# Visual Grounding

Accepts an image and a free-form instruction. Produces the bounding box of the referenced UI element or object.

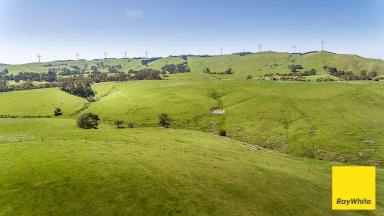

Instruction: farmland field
[1,52,384,215]
[0,118,383,215]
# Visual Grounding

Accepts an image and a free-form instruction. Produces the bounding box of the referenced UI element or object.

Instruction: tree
[91,65,100,73]
[288,64,303,73]
[0,78,8,92]
[246,75,252,80]
[368,71,378,80]
[159,113,172,128]
[224,67,233,74]
[54,108,62,116]
[161,62,190,74]
[135,69,161,80]
[360,70,368,80]
[219,129,227,136]
[0,68,9,75]
[77,113,100,129]
[114,120,125,128]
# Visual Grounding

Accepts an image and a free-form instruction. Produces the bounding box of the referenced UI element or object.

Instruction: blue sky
[0,0,383,64]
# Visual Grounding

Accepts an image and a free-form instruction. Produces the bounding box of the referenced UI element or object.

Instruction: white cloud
[124,9,143,18]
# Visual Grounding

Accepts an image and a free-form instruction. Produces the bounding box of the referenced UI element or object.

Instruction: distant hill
[1,51,384,80]
[0,63,9,67]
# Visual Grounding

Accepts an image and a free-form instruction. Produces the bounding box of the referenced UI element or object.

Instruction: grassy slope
[85,80,384,164]
[2,52,384,79]
[0,88,85,117]
[0,118,382,215]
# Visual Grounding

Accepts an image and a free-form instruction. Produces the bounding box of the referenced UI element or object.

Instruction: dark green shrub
[159,113,172,128]
[127,122,134,128]
[54,108,62,116]
[219,129,227,136]
[114,120,125,128]
[77,113,100,129]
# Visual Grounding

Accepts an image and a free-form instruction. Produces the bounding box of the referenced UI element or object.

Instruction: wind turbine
[76,52,79,61]
[258,45,262,52]
[321,40,325,51]
[220,47,223,55]
[292,45,296,53]
[145,49,148,58]
[104,51,107,59]
[37,53,42,63]
[124,51,127,58]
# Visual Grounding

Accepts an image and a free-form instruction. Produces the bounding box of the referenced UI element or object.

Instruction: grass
[0,88,85,117]
[0,118,382,215]
[82,80,384,165]
[1,52,384,215]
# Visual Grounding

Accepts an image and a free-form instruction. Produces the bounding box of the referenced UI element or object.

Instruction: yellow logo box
[332,166,376,210]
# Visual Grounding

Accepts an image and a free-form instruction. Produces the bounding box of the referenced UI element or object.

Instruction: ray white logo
[332,166,376,210]
[336,198,372,206]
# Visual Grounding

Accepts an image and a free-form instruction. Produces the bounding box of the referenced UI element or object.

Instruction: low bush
[219,129,227,136]
[159,113,172,128]
[54,108,62,116]
[77,113,100,129]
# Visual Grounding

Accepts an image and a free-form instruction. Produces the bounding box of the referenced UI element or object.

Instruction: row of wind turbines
[36,41,325,63]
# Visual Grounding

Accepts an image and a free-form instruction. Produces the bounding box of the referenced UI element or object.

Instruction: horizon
[1,0,383,64]
[1,50,382,66]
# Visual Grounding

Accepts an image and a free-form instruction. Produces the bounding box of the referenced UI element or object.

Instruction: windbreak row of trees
[0,79,57,92]
[324,66,381,81]
[1,70,58,82]
[161,62,190,74]
[264,65,317,77]
[203,67,234,75]
[0,68,162,94]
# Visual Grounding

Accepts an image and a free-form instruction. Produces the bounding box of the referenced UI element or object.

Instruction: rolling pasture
[1,51,384,215]
[87,80,384,165]
[0,118,383,215]
[0,88,85,117]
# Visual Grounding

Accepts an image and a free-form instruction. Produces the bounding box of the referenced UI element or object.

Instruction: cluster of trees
[203,67,234,75]
[315,77,335,82]
[108,65,122,73]
[77,112,173,130]
[89,72,131,83]
[277,76,309,81]
[57,77,95,98]
[0,69,58,92]
[1,71,58,83]
[161,62,190,74]
[235,52,253,56]
[0,81,57,92]
[131,68,162,80]
[57,65,88,76]
[324,66,379,80]
[114,120,134,129]
[264,69,316,77]
[288,64,304,73]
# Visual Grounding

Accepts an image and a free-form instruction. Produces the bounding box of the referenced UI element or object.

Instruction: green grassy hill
[0,118,382,215]
[83,80,384,165]
[1,52,384,215]
[0,88,85,117]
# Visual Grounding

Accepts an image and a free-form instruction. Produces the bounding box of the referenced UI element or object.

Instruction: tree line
[324,66,381,81]
[203,67,234,75]
[0,68,162,94]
